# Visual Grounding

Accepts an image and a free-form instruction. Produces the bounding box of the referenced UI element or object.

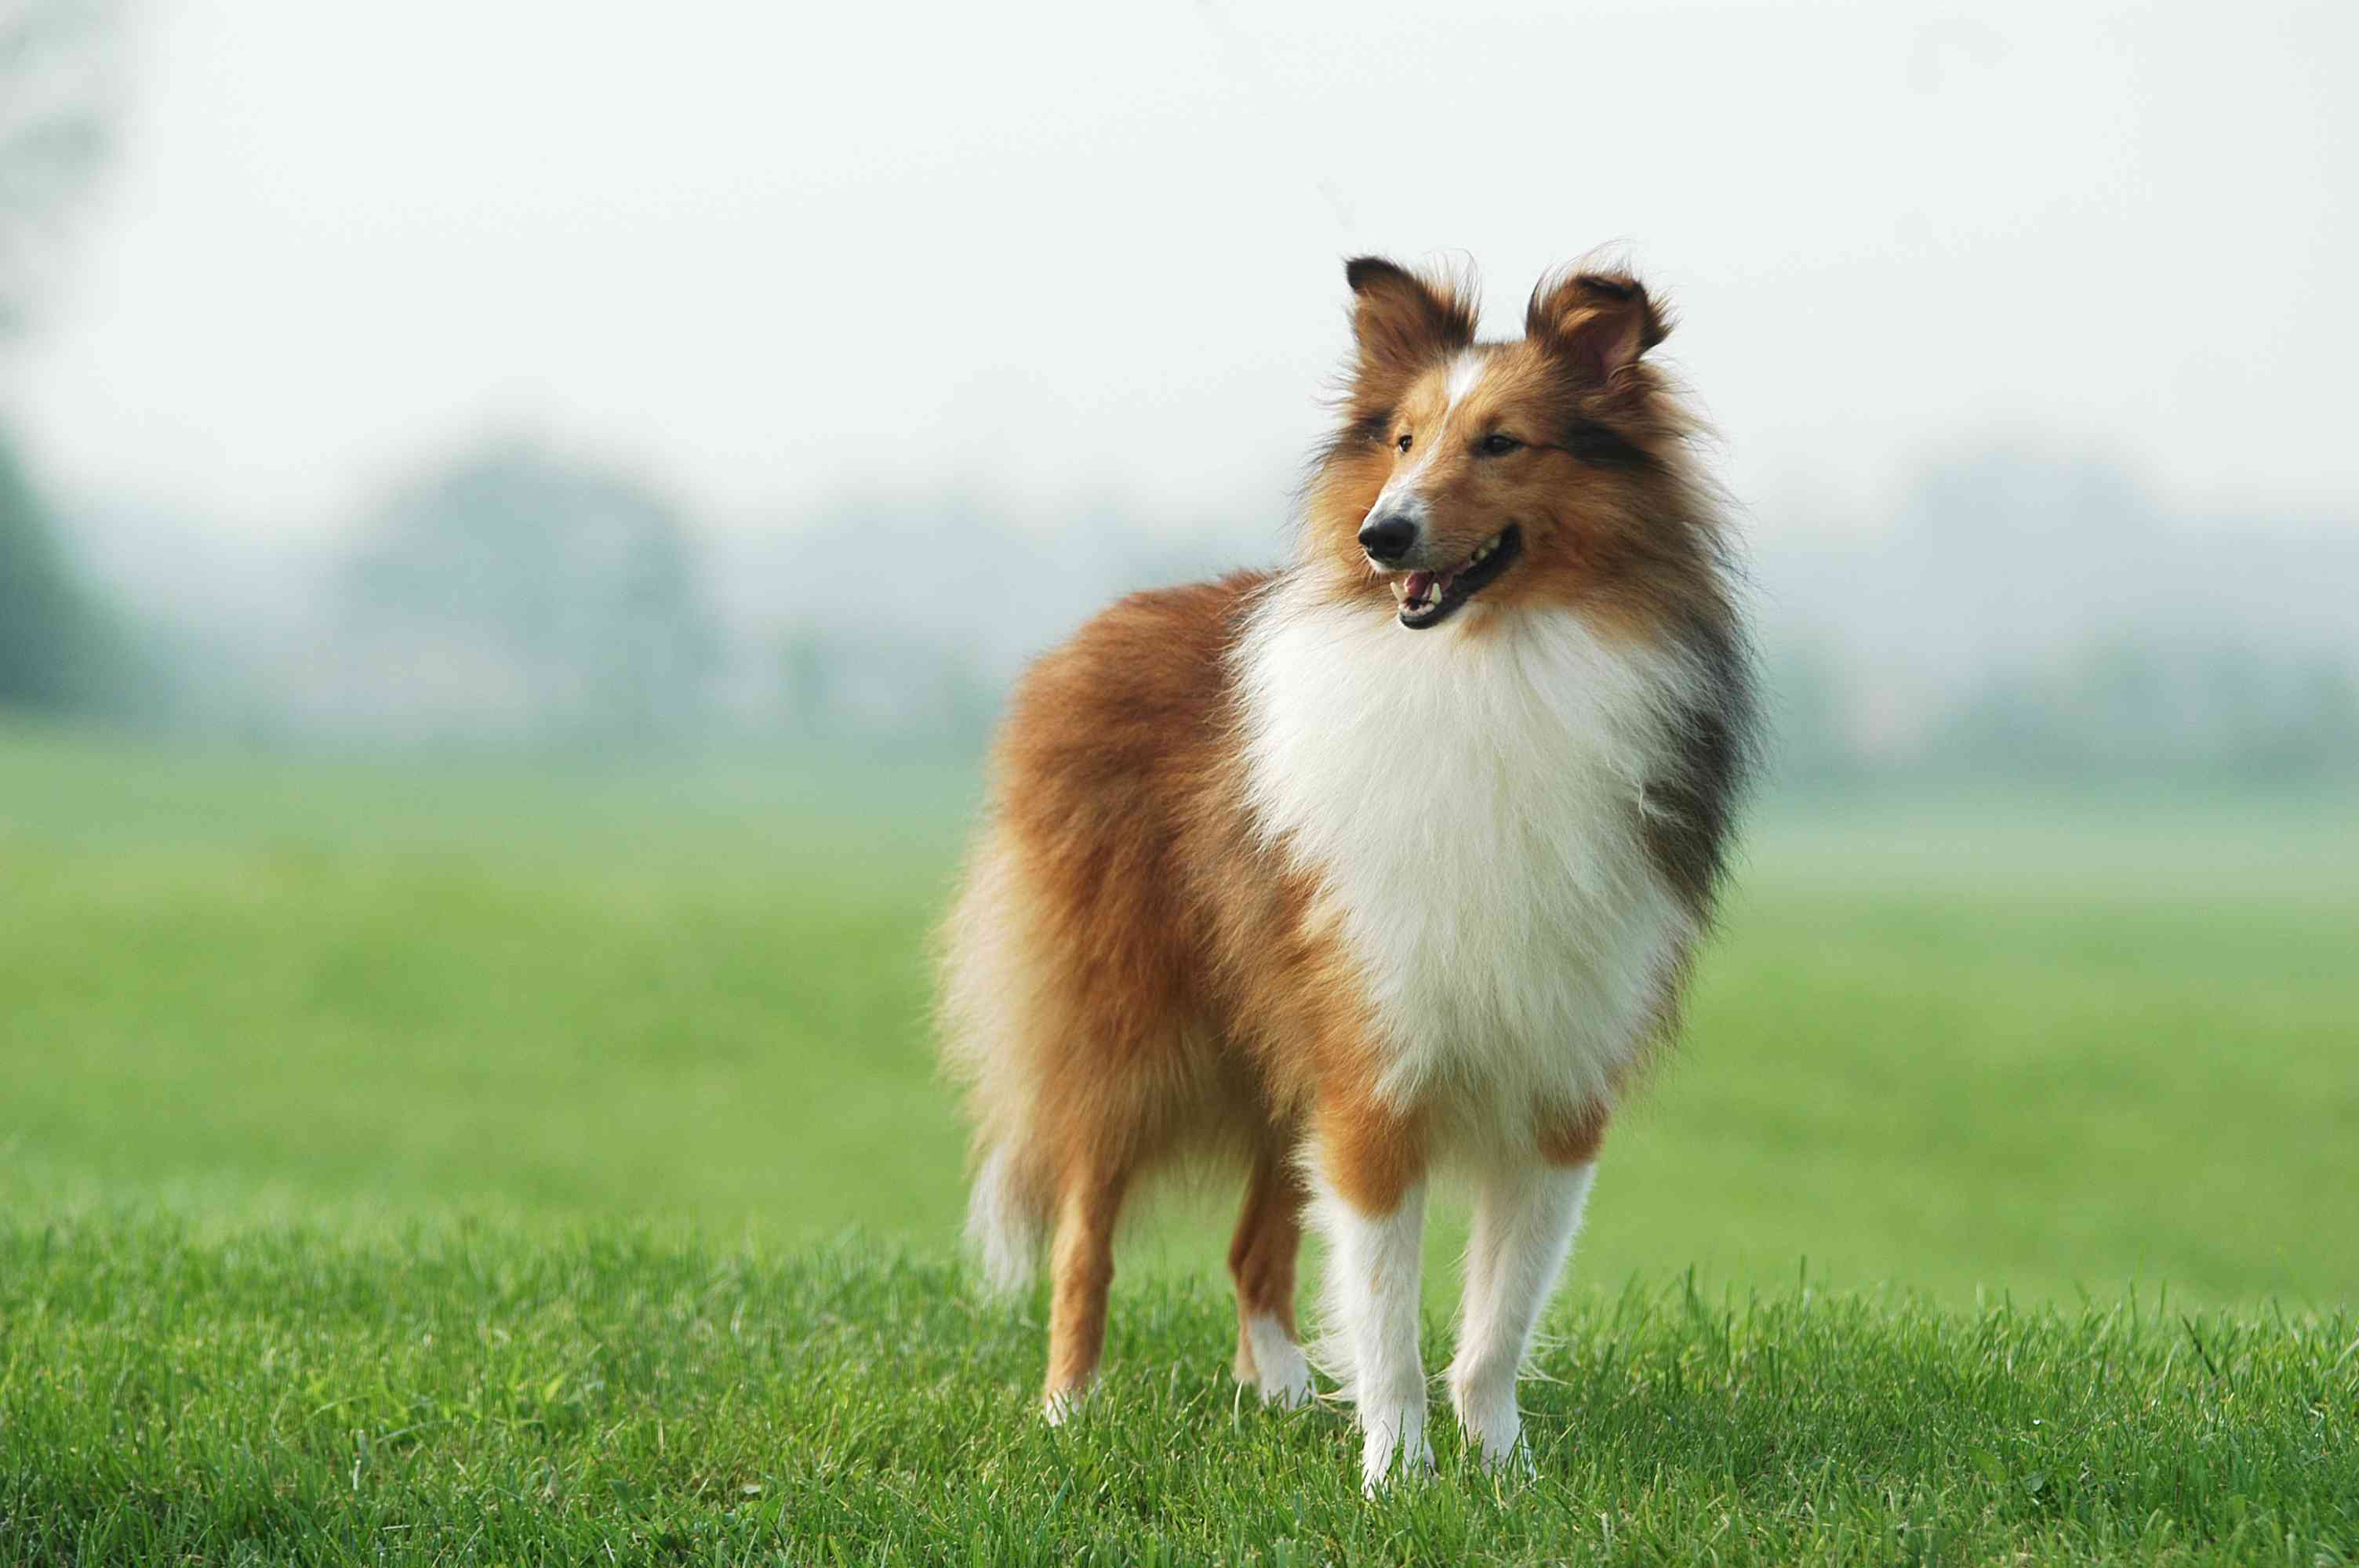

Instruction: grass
[2,1218,2352,1565]
[2,722,2355,1561]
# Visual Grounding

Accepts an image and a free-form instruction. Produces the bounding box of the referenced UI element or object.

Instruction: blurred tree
[0,0,124,716]
[0,434,111,708]
[342,441,720,747]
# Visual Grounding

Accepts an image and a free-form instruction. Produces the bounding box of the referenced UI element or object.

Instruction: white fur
[965,1142,1044,1295]
[1242,571,1692,1486]
[1449,1156,1597,1467]
[1242,1313,1312,1407]
[1442,348,1487,412]
[1238,587,1698,1119]
[1310,1167,1434,1492]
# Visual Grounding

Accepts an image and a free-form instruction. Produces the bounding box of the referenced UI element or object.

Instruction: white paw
[1243,1318,1314,1408]
[1256,1359,1314,1409]
[1358,1399,1435,1494]
[1450,1374,1526,1472]
[1042,1384,1089,1426]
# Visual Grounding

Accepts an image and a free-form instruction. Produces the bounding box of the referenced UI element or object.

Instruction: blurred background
[2,0,2352,1305]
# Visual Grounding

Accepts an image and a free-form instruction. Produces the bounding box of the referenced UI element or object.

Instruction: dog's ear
[1345,256,1476,376]
[1526,270,1668,386]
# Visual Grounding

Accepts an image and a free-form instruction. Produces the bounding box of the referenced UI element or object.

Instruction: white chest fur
[1237,588,1697,1116]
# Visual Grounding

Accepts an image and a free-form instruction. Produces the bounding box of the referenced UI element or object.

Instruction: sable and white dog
[940,255,1758,1490]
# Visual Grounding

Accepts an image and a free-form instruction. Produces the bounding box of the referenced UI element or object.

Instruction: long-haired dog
[940,254,1758,1490]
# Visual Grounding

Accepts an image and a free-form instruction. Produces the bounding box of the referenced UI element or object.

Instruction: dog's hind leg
[1227,1139,1310,1406]
[1041,1150,1130,1422]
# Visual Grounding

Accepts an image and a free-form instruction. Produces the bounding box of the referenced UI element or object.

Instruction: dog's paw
[1252,1340,1314,1410]
[1238,1315,1314,1409]
[1358,1400,1434,1495]
[1450,1375,1527,1473]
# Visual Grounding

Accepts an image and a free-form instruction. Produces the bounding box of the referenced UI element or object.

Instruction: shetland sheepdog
[940,255,1758,1490]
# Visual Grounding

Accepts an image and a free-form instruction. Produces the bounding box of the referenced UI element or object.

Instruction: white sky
[12,0,2357,539]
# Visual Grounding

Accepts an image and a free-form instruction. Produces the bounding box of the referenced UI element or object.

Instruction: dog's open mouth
[1389,525,1521,630]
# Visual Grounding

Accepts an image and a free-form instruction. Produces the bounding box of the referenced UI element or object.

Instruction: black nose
[1358,514,1419,564]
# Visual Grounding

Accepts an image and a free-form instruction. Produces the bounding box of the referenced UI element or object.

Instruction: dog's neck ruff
[1234,579,1698,1116]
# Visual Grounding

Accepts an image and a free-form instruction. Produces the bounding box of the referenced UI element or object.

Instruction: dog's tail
[965,1138,1051,1295]
[940,834,1059,1295]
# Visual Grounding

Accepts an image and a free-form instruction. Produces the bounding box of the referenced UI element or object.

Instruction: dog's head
[1304,256,1707,633]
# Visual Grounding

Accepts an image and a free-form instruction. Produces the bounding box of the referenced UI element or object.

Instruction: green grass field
[2,723,2354,1563]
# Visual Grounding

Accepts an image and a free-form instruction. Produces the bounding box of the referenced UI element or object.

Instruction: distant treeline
[1754,447,2359,786]
[17,437,2359,789]
[1774,637,2359,786]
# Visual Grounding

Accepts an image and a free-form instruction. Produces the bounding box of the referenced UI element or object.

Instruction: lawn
[4,1221,2352,1566]
[2,723,2354,1562]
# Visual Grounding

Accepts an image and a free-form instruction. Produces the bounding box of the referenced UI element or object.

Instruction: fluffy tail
[965,1141,1050,1295]
[940,834,1060,1295]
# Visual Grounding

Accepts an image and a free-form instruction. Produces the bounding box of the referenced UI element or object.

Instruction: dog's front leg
[1448,1105,1607,1470]
[1310,1096,1433,1494]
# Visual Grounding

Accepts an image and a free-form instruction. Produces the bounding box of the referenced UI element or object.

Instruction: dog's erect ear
[1525,270,1668,386]
[1345,256,1477,375]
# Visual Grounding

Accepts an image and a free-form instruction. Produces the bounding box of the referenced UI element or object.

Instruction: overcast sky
[10,0,2355,542]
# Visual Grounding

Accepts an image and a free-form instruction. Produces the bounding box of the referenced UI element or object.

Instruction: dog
[939,254,1758,1490]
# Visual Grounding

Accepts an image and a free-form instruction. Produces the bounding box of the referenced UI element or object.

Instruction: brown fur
[1226,1142,1305,1384]
[938,255,1756,1412]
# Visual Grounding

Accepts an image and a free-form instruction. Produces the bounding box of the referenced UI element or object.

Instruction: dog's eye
[1395,433,1413,453]
[1479,433,1522,456]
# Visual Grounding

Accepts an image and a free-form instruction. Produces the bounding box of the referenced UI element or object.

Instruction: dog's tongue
[1405,570,1441,599]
